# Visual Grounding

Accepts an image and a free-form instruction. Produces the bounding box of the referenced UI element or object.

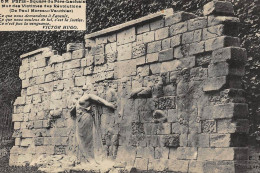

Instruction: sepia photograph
[0,0,260,172]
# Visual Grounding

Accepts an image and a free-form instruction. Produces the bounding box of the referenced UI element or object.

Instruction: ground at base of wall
[0,156,43,173]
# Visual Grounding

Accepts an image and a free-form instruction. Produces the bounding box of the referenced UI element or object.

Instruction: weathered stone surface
[146,53,159,63]
[182,30,202,44]
[208,61,245,77]
[142,31,155,43]
[203,76,226,92]
[132,44,146,58]
[212,47,247,64]
[170,34,181,48]
[105,42,117,54]
[147,41,162,54]
[162,134,180,147]
[117,27,136,45]
[177,147,198,160]
[188,17,207,31]
[169,22,188,36]
[205,36,240,51]
[137,23,150,34]
[158,48,173,62]
[201,103,248,120]
[210,134,231,147]
[208,16,240,26]
[155,27,169,40]
[165,12,196,26]
[114,59,136,78]
[150,18,164,30]
[203,1,234,16]
[90,44,104,55]
[217,119,249,134]
[117,43,132,61]
[168,160,189,172]
[154,96,176,110]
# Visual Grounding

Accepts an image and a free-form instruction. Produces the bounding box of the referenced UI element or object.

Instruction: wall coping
[20,46,52,59]
[84,8,173,39]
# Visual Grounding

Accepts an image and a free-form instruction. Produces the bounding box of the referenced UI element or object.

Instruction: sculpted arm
[79,94,116,110]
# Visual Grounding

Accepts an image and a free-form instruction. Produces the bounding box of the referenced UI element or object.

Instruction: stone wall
[10,1,250,172]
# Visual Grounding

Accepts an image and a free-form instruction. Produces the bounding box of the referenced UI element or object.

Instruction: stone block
[160,59,189,73]
[217,119,249,134]
[34,137,44,146]
[203,24,225,40]
[154,96,176,110]
[137,23,150,34]
[205,36,240,51]
[208,62,245,77]
[34,120,43,129]
[108,33,116,42]
[21,138,33,147]
[203,1,234,16]
[154,147,169,159]
[200,120,217,133]
[14,122,21,130]
[143,31,155,43]
[212,47,247,64]
[165,12,197,26]
[158,48,174,62]
[63,59,80,70]
[105,42,117,54]
[208,16,240,27]
[203,76,226,92]
[177,147,198,160]
[134,158,149,171]
[201,103,248,120]
[167,109,178,122]
[174,45,189,58]
[210,134,232,147]
[12,114,24,122]
[162,134,180,147]
[136,56,146,66]
[85,39,96,48]
[90,44,104,55]
[170,34,181,48]
[117,43,132,61]
[146,53,159,63]
[150,63,161,75]
[182,30,202,44]
[162,38,171,50]
[170,22,188,36]
[106,52,117,63]
[188,133,210,147]
[95,36,107,45]
[72,49,85,59]
[168,160,189,172]
[189,41,205,55]
[150,18,164,30]
[155,27,169,40]
[83,66,93,75]
[27,85,39,95]
[154,123,171,135]
[188,17,207,31]
[133,44,146,58]
[137,65,150,77]
[147,41,162,54]
[114,59,136,79]
[94,54,105,65]
[14,97,26,106]
[117,27,135,45]
[172,122,188,134]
